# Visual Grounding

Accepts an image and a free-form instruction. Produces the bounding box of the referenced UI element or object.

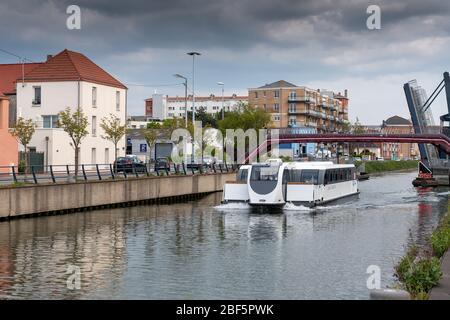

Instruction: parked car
[376,157,385,161]
[155,157,170,171]
[114,156,146,173]
[202,156,216,165]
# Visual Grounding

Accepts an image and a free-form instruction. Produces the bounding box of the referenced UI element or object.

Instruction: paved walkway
[429,250,450,300]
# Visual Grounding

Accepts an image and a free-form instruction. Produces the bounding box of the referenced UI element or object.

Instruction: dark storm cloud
[1,0,450,122]
[2,0,450,52]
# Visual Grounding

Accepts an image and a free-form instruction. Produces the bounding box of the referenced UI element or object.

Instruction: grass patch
[356,160,418,174]
[431,210,450,258]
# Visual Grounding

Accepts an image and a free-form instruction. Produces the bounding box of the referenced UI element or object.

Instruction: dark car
[114,156,147,173]
[155,157,170,171]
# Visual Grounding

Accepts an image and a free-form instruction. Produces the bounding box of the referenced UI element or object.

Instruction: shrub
[396,254,442,298]
[18,160,26,173]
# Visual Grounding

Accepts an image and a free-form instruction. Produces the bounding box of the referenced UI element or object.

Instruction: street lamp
[173,74,188,128]
[187,52,201,164]
[217,82,224,120]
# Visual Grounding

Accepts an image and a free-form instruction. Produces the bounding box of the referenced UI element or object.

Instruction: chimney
[46,54,53,61]
[344,89,348,98]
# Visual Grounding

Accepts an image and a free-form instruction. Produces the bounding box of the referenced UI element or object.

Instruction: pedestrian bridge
[246,133,450,163]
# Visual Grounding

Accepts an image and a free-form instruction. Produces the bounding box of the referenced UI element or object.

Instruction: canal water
[0,171,448,299]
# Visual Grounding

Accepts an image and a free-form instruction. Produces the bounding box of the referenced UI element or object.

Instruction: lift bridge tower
[404,72,450,185]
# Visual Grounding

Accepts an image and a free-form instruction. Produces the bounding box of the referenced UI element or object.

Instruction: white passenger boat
[222,159,359,207]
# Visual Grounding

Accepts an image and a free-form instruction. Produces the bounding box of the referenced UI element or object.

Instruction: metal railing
[0,162,239,186]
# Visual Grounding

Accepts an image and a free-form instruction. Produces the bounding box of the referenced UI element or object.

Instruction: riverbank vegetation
[356,160,418,174]
[395,202,450,299]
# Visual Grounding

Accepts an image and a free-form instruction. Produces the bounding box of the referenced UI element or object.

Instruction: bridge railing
[0,162,239,186]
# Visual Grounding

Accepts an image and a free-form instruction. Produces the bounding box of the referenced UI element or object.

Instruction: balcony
[288,109,321,118]
[288,96,316,104]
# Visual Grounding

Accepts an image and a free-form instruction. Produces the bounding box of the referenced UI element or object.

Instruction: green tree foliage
[218,102,271,133]
[100,114,126,165]
[58,107,89,179]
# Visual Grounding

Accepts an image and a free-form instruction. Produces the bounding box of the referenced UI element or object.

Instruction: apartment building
[248,80,349,132]
[15,49,127,166]
[145,94,248,120]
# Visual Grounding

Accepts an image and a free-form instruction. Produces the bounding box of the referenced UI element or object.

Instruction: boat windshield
[250,164,280,181]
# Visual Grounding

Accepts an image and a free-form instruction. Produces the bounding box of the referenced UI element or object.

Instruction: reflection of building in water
[1,212,128,298]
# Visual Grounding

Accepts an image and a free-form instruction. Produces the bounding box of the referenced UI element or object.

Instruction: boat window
[250,165,280,181]
[236,169,248,181]
[300,170,319,184]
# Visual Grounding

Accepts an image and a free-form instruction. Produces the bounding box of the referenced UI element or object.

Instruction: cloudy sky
[1,0,449,124]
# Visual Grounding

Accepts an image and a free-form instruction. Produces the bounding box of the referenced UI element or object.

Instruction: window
[272,115,280,121]
[273,103,279,111]
[289,117,297,125]
[42,115,58,128]
[116,91,120,111]
[254,91,258,98]
[300,170,319,184]
[92,116,97,136]
[105,148,110,164]
[274,90,280,98]
[250,165,280,181]
[289,91,296,99]
[33,86,41,105]
[289,103,296,113]
[91,148,97,164]
[92,87,97,107]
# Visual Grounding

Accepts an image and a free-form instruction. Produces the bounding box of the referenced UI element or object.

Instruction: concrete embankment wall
[0,173,236,220]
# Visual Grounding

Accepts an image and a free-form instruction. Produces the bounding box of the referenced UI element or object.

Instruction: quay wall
[0,173,236,220]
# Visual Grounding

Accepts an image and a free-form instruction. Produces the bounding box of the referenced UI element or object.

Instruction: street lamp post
[217,82,224,120]
[187,52,201,164]
[173,74,188,128]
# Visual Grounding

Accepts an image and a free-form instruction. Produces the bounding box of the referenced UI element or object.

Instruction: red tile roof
[21,49,127,89]
[0,63,43,95]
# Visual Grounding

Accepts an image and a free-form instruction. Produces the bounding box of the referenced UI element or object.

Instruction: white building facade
[16,49,127,166]
[145,94,248,120]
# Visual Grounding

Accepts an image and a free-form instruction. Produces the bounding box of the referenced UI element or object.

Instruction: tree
[218,102,271,163]
[218,102,270,133]
[58,107,89,180]
[142,122,162,163]
[9,117,35,176]
[100,114,126,167]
